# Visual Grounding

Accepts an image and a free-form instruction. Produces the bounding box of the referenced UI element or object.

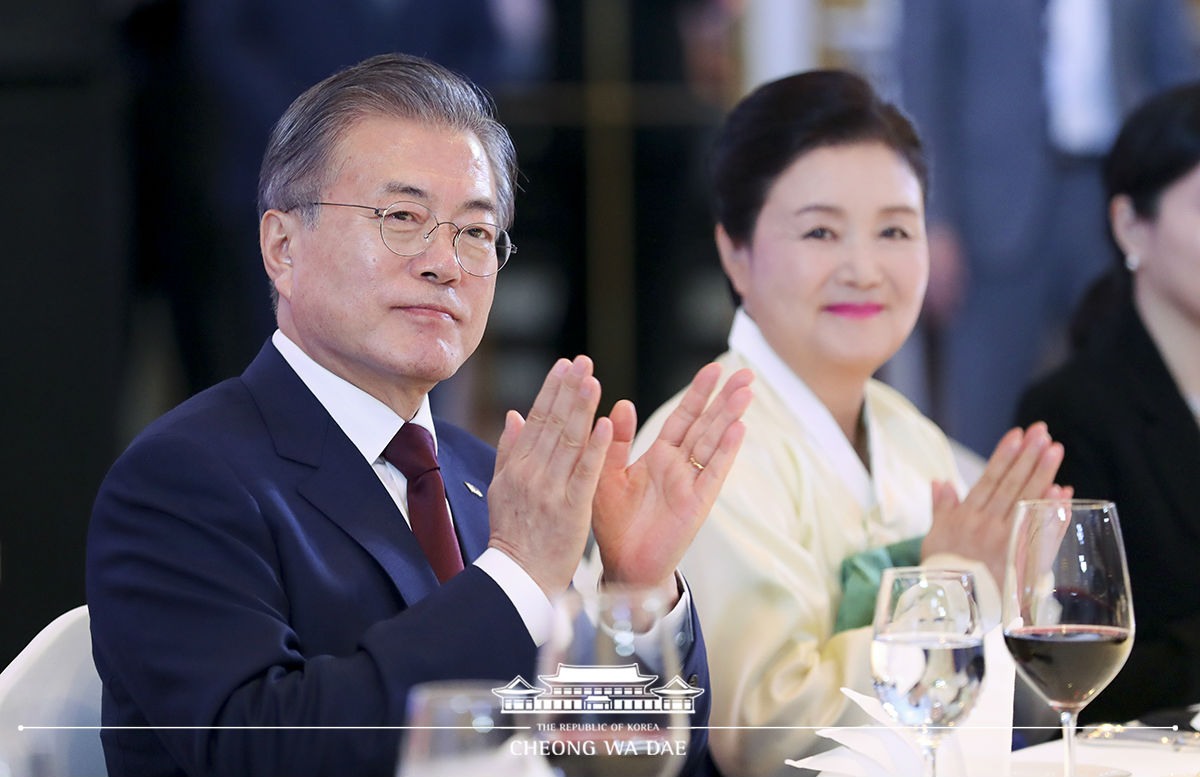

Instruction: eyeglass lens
[380,201,510,275]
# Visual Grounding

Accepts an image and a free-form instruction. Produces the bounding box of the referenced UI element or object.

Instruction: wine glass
[871,567,986,777]
[1002,499,1135,777]
[396,680,528,777]
[527,585,693,777]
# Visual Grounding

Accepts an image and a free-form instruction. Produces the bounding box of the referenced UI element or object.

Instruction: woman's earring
[283,258,293,265]
[1124,253,1140,272]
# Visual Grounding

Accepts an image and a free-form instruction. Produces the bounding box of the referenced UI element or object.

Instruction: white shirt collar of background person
[1043,0,1120,155]
[728,307,875,512]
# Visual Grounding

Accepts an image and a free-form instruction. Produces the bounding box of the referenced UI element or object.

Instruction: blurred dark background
[4,0,1197,670]
[1,0,128,674]
[0,0,744,669]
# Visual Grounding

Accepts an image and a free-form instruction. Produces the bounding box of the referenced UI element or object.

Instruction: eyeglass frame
[300,200,515,278]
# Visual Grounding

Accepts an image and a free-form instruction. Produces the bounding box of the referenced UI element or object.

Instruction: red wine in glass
[1002,500,1134,777]
[1004,625,1131,710]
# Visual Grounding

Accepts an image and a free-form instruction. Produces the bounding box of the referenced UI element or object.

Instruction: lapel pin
[464,481,484,498]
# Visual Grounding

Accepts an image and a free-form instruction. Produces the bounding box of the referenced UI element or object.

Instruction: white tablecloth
[1011,737,1200,777]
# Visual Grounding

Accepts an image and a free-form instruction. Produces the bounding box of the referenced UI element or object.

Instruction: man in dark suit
[87,53,752,777]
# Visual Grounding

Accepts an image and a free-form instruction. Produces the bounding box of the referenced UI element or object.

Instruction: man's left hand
[592,364,753,602]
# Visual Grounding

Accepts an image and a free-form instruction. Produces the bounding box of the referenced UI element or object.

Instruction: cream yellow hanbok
[634,310,974,777]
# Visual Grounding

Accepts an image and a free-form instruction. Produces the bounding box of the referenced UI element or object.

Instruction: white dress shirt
[271,330,554,645]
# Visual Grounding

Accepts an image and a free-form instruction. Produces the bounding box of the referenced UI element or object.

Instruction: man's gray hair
[258,53,517,228]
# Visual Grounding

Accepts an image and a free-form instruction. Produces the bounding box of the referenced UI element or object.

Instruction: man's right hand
[486,356,613,598]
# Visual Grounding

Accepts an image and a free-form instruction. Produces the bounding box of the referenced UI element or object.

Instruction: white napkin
[786,626,1015,776]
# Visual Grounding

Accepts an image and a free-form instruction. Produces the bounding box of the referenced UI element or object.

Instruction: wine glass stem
[920,738,938,777]
[1060,709,1079,777]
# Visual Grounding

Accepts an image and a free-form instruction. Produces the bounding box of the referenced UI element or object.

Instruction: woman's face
[1129,162,1200,326]
[719,141,928,386]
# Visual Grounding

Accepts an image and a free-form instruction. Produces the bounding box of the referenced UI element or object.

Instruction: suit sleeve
[676,588,712,777]
[87,432,535,777]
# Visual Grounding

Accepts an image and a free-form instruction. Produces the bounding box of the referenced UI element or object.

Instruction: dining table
[1008,730,1200,777]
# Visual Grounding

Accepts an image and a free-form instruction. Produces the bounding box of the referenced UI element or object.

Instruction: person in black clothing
[1016,81,1200,724]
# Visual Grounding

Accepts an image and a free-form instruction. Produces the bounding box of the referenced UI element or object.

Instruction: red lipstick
[824,303,884,319]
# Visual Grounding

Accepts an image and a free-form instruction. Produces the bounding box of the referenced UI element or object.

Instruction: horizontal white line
[17,725,533,732]
[18,724,1175,732]
[698,725,1174,731]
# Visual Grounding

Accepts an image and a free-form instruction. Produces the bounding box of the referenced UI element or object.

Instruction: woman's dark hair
[1070,81,1200,347]
[1103,81,1200,218]
[710,69,927,248]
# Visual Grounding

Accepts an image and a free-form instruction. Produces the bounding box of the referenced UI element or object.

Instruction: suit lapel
[437,433,493,562]
[242,342,440,605]
[298,443,441,602]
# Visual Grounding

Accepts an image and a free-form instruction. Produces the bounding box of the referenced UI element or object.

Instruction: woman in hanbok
[633,70,1070,776]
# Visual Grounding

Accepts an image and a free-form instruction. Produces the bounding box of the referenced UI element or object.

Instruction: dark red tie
[383,423,465,583]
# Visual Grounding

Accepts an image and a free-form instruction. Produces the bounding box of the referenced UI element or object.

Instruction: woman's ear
[716,223,751,298]
[1109,194,1144,259]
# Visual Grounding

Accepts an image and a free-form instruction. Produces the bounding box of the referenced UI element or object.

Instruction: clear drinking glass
[396,680,528,777]
[871,567,986,777]
[530,585,693,777]
[1002,499,1134,777]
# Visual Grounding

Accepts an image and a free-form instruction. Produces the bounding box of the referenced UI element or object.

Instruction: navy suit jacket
[87,342,711,776]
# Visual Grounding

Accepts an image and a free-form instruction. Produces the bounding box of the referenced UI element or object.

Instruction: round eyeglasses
[306,200,514,277]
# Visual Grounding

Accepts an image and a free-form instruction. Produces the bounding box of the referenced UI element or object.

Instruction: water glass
[871,567,986,777]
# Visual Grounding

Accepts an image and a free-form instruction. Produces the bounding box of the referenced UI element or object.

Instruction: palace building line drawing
[492,664,704,714]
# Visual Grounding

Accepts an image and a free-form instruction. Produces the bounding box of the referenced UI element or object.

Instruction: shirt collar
[271,330,437,464]
[728,308,874,510]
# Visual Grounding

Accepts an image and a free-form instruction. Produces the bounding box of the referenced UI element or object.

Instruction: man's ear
[261,209,298,301]
[715,223,751,299]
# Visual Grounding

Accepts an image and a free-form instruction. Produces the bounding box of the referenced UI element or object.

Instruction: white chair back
[0,605,106,776]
